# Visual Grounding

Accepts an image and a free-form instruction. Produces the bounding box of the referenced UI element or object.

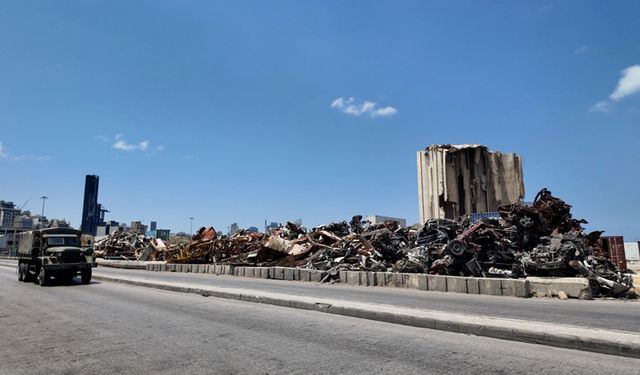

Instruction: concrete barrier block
[310,270,326,283]
[479,278,502,296]
[346,271,360,285]
[374,272,387,286]
[294,269,302,281]
[527,277,591,299]
[198,265,207,273]
[389,273,404,288]
[283,268,293,280]
[360,272,372,286]
[260,267,271,279]
[406,274,420,289]
[417,275,428,290]
[167,264,176,272]
[273,267,285,280]
[145,264,152,271]
[466,277,480,294]
[427,275,447,292]
[447,276,468,294]
[501,279,530,297]
[339,271,347,284]
[299,269,310,281]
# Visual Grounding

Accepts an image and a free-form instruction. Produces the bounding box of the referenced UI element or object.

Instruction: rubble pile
[93,188,633,297]
[93,229,167,261]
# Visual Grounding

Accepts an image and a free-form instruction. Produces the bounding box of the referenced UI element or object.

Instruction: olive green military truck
[17,228,95,286]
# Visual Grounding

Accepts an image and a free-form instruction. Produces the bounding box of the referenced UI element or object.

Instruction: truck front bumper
[42,262,95,271]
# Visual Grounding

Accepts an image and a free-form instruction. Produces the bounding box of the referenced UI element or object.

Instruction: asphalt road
[83,265,640,333]
[1,266,639,374]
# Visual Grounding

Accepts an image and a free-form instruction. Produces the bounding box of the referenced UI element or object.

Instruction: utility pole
[40,196,48,217]
[189,217,194,236]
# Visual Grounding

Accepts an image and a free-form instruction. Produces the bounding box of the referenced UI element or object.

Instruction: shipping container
[600,236,627,271]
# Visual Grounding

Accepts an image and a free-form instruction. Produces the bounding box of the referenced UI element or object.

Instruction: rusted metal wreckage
[93,188,634,297]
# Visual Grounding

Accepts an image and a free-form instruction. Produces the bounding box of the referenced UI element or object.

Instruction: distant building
[228,223,239,236]
[156,229,170,241]
[150,221,157,231]
[247,226,259,233]
[365,215,407,228]
[131,221,148,235]
[13,214,33,229]
[0,201,19,228]
[81,175,100,235]
[265,221,281,234]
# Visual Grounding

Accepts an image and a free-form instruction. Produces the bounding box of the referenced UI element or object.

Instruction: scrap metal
[92,188,635,297]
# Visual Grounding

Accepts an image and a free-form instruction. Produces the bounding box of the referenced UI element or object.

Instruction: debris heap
[93,188,634,297]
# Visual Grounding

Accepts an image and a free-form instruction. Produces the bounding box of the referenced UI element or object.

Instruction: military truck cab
[17,228,95,286]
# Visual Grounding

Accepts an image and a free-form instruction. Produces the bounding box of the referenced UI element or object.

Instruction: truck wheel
[38,267,50,286]
[81,269,92,284]
[23,265,33,282]
[18,264,24,282]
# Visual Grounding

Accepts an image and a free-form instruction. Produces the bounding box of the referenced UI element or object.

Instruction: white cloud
[0,141,51,161]
[93,134,110,142]
[155,145,165,152]
[330,97,398,118]
[113,138,150,151]
[609,65,640,101]
[589,100,612,113]
[371,106,398,117]
[574,46,588,55]
[589,65,640,113]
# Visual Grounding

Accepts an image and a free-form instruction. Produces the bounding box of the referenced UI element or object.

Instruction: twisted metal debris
[93,188,634,297]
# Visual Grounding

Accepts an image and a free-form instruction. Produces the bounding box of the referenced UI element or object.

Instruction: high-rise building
[0,201,19,228]
[81,175,100,235]
[150,221,157,231]
[228,223,239,236]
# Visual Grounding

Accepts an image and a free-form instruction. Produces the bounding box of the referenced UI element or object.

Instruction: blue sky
[1,1,639,239]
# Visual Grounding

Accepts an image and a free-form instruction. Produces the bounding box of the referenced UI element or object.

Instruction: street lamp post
[40,196,48,218]
[189,217,194,236]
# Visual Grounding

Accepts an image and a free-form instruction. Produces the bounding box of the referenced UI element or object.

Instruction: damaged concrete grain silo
[417,144,524,223]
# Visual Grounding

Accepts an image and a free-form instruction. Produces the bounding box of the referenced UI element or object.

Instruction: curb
[92,274,640,359]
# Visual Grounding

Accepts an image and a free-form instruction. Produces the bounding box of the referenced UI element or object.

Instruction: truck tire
[24,265,33,282]
[18,264,24,282]
[38,267,50,286]
[81,269,92,284]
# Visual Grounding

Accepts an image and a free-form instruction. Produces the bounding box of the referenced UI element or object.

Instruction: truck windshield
[46,237,80,247]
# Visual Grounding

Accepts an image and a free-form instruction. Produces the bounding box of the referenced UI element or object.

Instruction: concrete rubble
[93,188,635,298]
